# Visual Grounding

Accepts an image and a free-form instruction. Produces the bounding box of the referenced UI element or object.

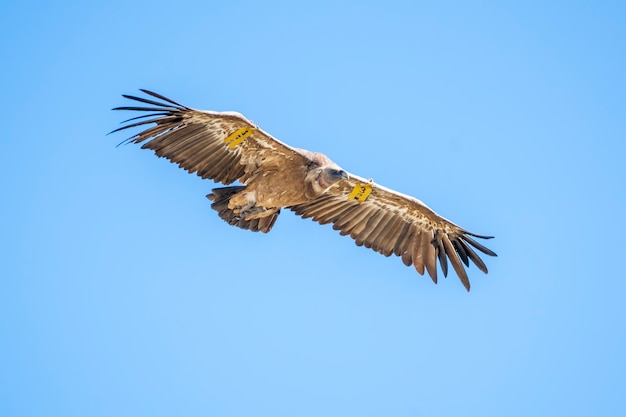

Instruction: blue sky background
[2,1,625,416]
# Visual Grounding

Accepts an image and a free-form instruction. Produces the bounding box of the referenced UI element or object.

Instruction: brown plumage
[112,90,497,291]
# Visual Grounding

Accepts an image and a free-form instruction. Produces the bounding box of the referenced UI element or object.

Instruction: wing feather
[393,222,412,257]
[423,232,438,282]
[149,124,205,154]
[355,209,386,247]
[435,234,448,277]
[374,214,404,257]
[452,239,470,267]
[442,234,470,291]
[292,195,333,219]
[462,235,498,256]
[311,199,350,224]
[368,212,397,253]
[350,207,382,241]
[138,89,189,107]
[122,92,186,109]
[317,203,354,225]
[379,215,403,251]
[154,123,201,145]
[412,230,427,275]
[332,205,372,235]
[458,239,489,274]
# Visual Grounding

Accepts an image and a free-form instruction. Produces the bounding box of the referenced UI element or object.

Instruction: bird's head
[305,165,349,197]
[302,151,349,197]
[318,167,349,188]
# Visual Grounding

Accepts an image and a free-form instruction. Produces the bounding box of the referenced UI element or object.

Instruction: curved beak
[336,169,349,180]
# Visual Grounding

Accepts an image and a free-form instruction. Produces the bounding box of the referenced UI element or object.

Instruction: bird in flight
[112,90,497,291]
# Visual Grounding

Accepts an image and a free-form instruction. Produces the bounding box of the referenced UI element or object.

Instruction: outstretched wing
[111,89,308,185]
[290,174,497,291]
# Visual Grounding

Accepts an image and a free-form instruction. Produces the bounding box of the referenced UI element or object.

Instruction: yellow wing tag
[348,183,373,204]
[224,127,255,148]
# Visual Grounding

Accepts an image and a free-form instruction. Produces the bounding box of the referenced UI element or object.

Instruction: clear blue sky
[2,1,625,416]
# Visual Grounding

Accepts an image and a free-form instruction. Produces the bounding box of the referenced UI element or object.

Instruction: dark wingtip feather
[436,242,448,277]
[452,239,470,266]
[118,112,171,124]
[120,94,180,109]
[458,239,489,274]
[463,230,495,239]
[463,235,498,257]
[442,235,470,291]
[139,89,188,108]
[108,118,160,135]
[112,106,171,112]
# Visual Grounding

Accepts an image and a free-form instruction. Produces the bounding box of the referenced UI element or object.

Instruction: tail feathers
[207,186,280,233]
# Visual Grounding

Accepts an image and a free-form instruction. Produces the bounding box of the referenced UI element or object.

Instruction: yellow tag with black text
[224,127,254,148]
[348,183,372,204]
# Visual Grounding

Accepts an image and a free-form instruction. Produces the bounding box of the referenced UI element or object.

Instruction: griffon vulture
[111,90,496,291]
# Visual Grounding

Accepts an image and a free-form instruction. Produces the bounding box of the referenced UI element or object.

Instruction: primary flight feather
[112,90,497,291]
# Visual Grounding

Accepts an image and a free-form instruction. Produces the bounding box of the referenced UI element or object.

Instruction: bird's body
[112,90,497,291]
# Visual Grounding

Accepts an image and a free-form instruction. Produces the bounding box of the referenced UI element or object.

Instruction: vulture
[111,90,496,291]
